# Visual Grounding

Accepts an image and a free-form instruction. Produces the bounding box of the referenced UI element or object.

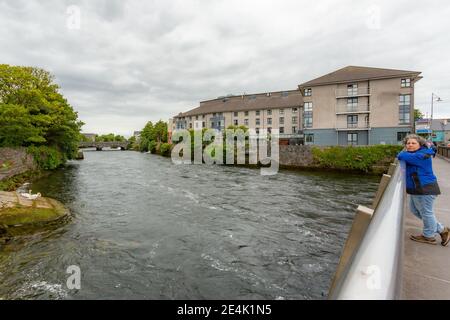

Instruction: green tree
[152,120,168,144]
[0,64,83,160]
[414,108,425,121]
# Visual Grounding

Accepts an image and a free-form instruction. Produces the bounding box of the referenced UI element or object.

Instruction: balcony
[335,123,371,131]
[336,103,371,114]
[336,87,371,98]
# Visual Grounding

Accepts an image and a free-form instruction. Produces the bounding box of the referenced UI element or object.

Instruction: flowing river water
[0,151,380,299]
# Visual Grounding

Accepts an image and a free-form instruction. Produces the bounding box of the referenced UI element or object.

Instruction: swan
[20,190,42,200]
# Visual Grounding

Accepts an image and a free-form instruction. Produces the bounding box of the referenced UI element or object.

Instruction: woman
[397,134,449,246]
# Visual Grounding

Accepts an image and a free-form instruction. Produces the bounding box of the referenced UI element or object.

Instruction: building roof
[174,90,303,118]
[299,66,422,88]
[417,119,450,131]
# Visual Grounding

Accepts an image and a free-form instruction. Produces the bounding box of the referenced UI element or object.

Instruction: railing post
[328,205,374,297]
[371,174,391,211]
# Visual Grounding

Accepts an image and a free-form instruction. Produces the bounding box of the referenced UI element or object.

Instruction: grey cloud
[1,0,449,136]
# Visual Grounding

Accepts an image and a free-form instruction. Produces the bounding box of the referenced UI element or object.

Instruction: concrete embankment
[279,145,402,174]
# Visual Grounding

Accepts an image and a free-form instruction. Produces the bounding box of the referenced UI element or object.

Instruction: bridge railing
[437,146,450,158]
[328,160,406,299]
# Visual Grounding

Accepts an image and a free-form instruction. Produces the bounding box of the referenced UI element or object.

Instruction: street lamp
[429,93,442,140]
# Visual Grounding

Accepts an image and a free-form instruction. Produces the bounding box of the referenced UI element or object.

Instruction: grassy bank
[311,145,402,173]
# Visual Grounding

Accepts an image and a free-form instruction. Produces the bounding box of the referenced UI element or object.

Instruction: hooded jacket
[397,146,441,195]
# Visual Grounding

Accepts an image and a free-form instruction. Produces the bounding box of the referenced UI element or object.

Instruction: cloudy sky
[1,0,449,136]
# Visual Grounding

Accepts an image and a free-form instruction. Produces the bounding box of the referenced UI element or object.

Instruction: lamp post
[430,93,442,140]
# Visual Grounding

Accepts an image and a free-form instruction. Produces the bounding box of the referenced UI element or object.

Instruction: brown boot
[410,234,437,245]
[440,227,450,246]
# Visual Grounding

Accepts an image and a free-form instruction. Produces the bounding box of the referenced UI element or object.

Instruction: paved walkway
[401,156,450,299]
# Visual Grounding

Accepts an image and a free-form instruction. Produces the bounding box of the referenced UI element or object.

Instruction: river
[0,151,379,299]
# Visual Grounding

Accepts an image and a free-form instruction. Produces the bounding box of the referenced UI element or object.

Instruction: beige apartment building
[170,66,422,145]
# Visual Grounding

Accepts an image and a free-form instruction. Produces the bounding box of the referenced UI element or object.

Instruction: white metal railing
[336,87,371,98]
[329,162,405,299]
[336,104,371,114]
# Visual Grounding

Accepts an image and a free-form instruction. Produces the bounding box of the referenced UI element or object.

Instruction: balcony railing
[336,123,371,130]
[336,104,371,114]
[336,87,371,98]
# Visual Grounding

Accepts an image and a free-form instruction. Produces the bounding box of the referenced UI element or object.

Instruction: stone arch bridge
[78,141,130,151]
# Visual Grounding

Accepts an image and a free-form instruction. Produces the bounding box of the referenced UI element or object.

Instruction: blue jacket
[397,147,440,195]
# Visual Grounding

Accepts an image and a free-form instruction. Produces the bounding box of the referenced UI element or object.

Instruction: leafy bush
[311,145,403,172]
[160,143,172,157]
[27,145,65,170]
[148,140,157,154]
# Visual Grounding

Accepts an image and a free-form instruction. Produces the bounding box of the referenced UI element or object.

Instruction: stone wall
[0,148,37,181]
[279,145,316,168]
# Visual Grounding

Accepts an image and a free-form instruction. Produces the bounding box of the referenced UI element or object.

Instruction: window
[189,123,192,129]
[213,113,217,117]
[347,115,358,128]
[305,134,314,143]
[347,133,358,145]
[189,116,192,120]
[279,127,284,134]
[304,102,313,128]
[292,116,298,124]
[244,111,249,116]
[401,78,411,88]
[279,109,284,115]
[399,94,411,124]
[279,117,284,124]
[267,118,272,125]
[250,95,256,100]
[397,132,409,142]
[256,110,260,116]
[211,122,215,127]
[347,84,358,96]
[256,128,260,134]
[218,112,223,116]
[267,127,272,133]
[234,119,238,125]
[196,115,198,120]
[202,122,205,128]
[267,110,272,116]
[292,126,297,134]
[292,108,298,112]
[244,119,249,126]
[256,118,260,125]
[304,88,312,96]
[234,112,238,117]
[281,91,289,97]
[347,97,358,110]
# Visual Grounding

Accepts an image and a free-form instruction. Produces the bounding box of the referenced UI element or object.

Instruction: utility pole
[430,93,442,140]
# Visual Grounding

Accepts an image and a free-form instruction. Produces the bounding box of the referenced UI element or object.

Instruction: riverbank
[0,191,68,231]
[141,144,402,175]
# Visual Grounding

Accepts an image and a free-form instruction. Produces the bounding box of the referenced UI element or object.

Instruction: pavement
[401,156,450,299]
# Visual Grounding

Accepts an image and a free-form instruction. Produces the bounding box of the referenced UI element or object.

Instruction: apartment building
[171,90,303,142]
[170,66,422,146]
[299,66,422,145]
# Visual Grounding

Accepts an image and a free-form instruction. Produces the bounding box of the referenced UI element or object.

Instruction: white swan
[20,189,42,200]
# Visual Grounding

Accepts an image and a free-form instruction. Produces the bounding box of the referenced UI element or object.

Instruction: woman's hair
[403,134,426,146]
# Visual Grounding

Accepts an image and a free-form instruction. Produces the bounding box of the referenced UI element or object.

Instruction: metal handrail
[329,162,405,299]
[437,146,450,158]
